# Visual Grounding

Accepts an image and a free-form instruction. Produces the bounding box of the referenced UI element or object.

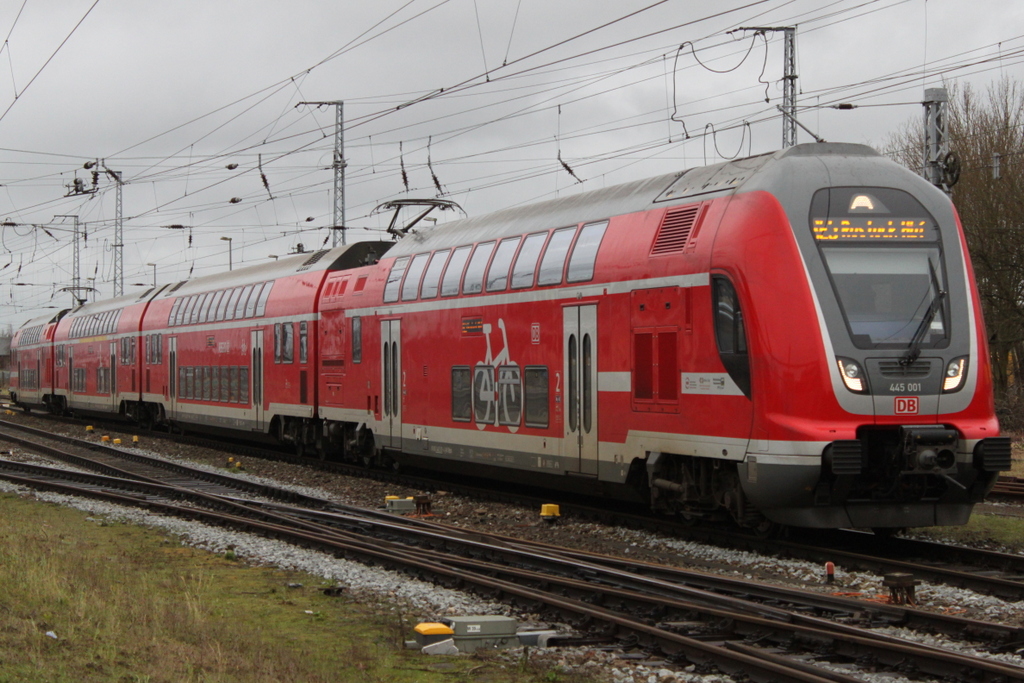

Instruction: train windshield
[810,187,948,350]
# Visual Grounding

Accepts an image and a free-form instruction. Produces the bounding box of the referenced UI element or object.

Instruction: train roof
[63,287,165,319]
[153,240,393,301]
[16,309,67,330]
[387,142,880,258]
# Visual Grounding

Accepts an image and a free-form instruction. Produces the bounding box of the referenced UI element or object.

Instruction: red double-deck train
[10,143,1011,531]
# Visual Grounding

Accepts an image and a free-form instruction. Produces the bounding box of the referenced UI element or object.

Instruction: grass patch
[0,493,592,682]
[911,512,1024,551]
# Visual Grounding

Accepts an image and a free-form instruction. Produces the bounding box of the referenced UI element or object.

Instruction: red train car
[132,241,388,443]
[314,142,1009,531]
[9,311,66,411]
[49,289,157,419]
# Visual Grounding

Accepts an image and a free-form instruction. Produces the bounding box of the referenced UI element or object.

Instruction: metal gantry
[298,100,347,246]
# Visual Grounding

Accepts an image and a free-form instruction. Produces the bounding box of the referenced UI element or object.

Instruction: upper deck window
[462,241,496,295]
[486,237,521,292]
[255,281,273,316]
[383,257,409,303]
[401,254,430,301]
[224,287,243,321]
[566,221,608,283]
[441,245,472,297]
[537,227,576,286]
[511,232,547,289]
[234,284,255,319]
[244,283,262,317]
[420,250,451,299]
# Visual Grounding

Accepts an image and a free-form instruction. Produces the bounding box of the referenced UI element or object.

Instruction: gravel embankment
[2,413,1023,682]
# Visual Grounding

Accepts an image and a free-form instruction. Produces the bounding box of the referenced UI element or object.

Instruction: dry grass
[0,493,592,683]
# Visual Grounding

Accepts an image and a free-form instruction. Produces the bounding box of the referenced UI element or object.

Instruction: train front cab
[729,145,1010,530]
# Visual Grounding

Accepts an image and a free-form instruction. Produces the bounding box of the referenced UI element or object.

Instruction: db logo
[894,396,919,415]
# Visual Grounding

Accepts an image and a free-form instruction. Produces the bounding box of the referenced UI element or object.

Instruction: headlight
[836,357,868,393]
[943,356,968,393]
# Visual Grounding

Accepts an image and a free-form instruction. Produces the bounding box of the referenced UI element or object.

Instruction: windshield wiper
[901,259,945,366]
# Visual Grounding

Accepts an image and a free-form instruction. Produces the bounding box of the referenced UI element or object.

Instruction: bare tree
[886,79,1024,422]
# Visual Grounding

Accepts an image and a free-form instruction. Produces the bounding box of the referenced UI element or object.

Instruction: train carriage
[315,142,1010,531]
[136,241,390,442]
[51,290,156,418]
[10,311,66,411]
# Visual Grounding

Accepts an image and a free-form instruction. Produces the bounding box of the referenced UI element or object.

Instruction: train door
[250,330,264,431]
[380,319,402,450]
[563,305,598,475]
[168,337,178,421]
[67,347,74,406]
[109,342,118,412]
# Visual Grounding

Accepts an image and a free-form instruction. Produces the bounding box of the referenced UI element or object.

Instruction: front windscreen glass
[811,188,947,349]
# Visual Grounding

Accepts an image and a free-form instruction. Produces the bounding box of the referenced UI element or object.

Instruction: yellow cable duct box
[413,622,454,647]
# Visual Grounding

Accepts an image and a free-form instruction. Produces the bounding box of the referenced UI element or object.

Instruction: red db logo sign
[894,396,919,415]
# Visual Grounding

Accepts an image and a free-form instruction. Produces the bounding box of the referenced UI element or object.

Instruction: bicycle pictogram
[473,319,522,432]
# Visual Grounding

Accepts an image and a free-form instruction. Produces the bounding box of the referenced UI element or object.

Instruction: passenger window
[440,246,472,297]
[566,220,608,283]
[215,289,231,321]
[419,250,449,299]
[189,294,206,324]
[509,233,544,290]
[537,227,577,286]
[274,323,282,363]
[524,366,549,428]
[401,254,430,301]
[245,283,262,317]
[224,287,243,321]
[256,282,273,316]
[282,323,294,363]
[240,368,249,404]
[211,366,221,402]
[299,321,308,364]
[383,257,409,303]
[486,237,521,292]
[462,242,495,295]
[207,291,225,322]
[181,296,197,325]
[451,366,471,421]
[199,293,215,323]
[234,284,255,319]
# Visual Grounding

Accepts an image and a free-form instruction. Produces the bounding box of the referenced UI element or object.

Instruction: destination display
[810,189,940,241]
[811,217,934,241]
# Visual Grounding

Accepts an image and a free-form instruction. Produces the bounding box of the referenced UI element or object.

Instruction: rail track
[0,419,1023,681]
[5,413,1024,602]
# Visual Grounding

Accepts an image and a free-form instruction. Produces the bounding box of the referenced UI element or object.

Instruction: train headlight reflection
[943,356,968,393]
[837,357,868,393]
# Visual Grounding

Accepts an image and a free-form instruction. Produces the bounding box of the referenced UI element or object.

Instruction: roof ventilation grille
[297,250,329,271]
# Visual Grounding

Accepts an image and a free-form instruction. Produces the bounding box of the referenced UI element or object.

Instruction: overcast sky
[1,0,1021,329]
